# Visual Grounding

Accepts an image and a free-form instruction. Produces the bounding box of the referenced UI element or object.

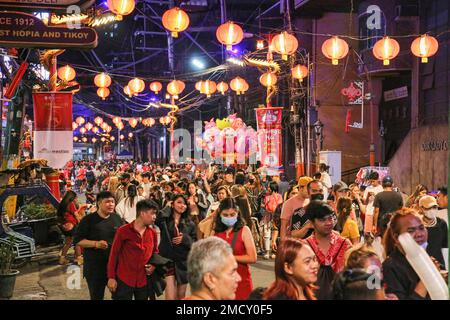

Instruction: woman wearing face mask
[156,194,197,300]
[197,187,231,239]
[214,198,257,300]
[418,196,448,268]
[382,208,444,300]
[262,238,319,300]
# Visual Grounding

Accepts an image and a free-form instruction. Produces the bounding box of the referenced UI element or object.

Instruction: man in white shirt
[363,172,384,216]
[141,172,152,199]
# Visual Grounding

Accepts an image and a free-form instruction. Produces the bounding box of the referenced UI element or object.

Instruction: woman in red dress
[213,198,257,300]
[56,190,87,265]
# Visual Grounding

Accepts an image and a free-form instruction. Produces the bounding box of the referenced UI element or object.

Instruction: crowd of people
[54,159,449,300]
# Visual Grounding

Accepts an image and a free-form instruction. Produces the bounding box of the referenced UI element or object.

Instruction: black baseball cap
[382,176,393,186]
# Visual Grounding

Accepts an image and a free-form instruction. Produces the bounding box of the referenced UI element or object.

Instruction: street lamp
[313,120,324,167]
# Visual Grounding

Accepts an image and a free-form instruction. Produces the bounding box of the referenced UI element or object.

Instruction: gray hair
[187,237,233,292]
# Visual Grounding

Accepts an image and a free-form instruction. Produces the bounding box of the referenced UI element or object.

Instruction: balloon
[204,118,216,130]
[398,233,449,300]
[246,127,257,140]
[216,118,231,130]
[231,117,245,130]
[204,126,220,142]
[219,127,236,155]
[235,135,246,154]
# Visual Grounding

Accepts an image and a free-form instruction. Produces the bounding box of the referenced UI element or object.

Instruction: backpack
[307,238,345,300]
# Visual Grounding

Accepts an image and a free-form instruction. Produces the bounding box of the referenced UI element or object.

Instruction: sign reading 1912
[0,11,98,49]
[0,0,94,12]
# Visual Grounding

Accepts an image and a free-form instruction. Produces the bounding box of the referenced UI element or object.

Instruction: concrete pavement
[12,249,275,300]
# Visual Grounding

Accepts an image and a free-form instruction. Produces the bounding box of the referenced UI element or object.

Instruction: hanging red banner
[33,92,73,168]
[255,107,283,175]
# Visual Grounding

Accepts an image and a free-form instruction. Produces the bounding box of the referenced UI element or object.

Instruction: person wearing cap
[115,173,132,204]
[372,176,403,236]
[305,200,352,300]
[418,195,448,268]
[329,181,350,211]
[280,176,313,241]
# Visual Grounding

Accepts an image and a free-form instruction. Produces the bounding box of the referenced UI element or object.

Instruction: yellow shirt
[341,218,360,241]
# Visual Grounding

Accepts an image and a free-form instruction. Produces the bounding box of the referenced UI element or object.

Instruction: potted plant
[0,238,19,299]
[22,203,57,245]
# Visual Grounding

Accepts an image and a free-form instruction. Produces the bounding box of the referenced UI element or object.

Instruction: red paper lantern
[411,34,439,63]
[216,21,244,50]
[162,7,190,38]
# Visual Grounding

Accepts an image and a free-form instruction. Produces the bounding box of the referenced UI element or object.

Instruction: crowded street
[0,0,449,309]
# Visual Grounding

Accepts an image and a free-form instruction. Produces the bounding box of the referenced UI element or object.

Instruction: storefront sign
[255,107,283,174]
[384,86,408,102]
[0,11,98,49]
[421,139,448,152]
[33,92,73,168]
[0,0,94,12]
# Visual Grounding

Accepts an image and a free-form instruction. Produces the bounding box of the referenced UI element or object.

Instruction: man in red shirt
[107,199,159,300]
[305,200,352,300]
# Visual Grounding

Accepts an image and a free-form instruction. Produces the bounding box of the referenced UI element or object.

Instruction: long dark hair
[213,198,245,233]
[171,194,190,220]
[57,190,77,219]
[263,238,316,300]
[126,184,137,208]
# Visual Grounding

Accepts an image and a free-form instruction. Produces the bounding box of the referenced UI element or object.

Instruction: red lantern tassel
[5,62,28,99]
[345,110,351,133]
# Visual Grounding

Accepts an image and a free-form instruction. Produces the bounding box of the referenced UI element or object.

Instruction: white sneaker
[263,254,270,260]
[271,254,276,259]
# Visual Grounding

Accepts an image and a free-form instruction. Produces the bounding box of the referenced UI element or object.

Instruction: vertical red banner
[255,107,283,175]
[33,92,73,168]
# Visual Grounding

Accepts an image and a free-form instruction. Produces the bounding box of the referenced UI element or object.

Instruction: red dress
[215,228,253,300]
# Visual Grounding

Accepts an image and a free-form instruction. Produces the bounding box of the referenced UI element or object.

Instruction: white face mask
[424,209,438,219]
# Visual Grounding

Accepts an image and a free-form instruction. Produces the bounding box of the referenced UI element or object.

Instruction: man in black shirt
[290,180,325,239]
[74,191,123,300]
[418,195,448,268]
[373,176,403,236]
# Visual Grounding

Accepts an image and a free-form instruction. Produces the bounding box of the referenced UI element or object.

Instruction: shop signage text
[384,86,408,102]
[0,11,97,49]
[0,0,94,12]
[421,139,448,152]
